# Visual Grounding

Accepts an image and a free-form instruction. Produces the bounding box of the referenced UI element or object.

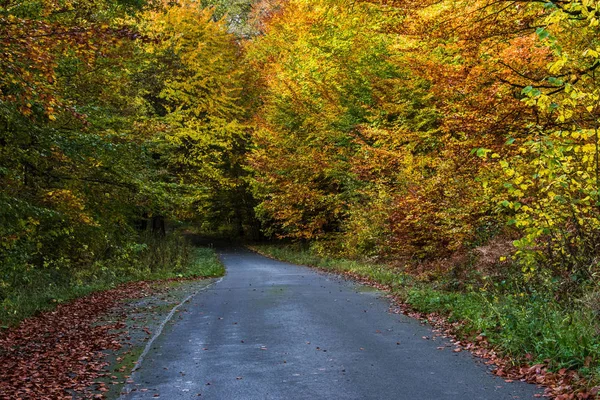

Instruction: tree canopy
[5,0,600,394]
[0,0,253,317]
[3,0,600,345]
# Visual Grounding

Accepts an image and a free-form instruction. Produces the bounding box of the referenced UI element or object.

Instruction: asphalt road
[121,248,542,400]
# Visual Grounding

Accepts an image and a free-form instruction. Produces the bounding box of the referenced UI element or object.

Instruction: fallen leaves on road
[0,282,157,399]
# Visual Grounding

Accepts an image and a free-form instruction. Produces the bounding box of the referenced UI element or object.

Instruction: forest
[2,0,600,395]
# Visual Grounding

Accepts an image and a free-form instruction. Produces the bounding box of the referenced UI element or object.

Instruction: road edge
[119,276,224,397]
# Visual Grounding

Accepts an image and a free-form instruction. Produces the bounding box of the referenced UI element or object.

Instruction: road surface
[121,248,542,399]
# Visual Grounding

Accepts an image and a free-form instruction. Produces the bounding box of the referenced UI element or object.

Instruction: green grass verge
[252,243,600,381]
[0,242,224,327]
[177,247,225,279]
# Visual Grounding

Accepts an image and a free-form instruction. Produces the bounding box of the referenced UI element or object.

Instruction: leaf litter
[0,278,212,399]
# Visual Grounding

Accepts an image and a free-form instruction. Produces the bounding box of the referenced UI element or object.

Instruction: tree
[245,0,397,244]
[140,0,257,237]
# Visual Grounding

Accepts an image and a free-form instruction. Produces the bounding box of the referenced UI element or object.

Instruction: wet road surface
[121,248,542,400]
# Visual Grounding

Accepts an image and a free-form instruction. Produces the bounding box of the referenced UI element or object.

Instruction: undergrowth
[253,243,600,383]
[0,233,224,327]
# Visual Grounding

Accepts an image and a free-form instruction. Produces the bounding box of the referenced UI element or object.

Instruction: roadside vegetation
[1,234,224,326]
[242,0,600,394]
[0,247,224,399]
[0,0,246,326]
[3,0,600,397]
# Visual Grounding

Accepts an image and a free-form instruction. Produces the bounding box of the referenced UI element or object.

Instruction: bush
[0,231,224,327]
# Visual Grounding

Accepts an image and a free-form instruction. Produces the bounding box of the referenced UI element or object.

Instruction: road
[121,248,542,399]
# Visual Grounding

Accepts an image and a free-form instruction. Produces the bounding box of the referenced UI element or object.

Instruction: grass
[0,236,225,327]
[252,243,600,382]
[177,247,226,279]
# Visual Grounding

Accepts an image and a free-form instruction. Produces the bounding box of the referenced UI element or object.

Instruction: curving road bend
[121,248,542,400]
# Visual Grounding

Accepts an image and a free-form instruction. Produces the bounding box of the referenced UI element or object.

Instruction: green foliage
[407,286,600,372]
[4,0,600,381]
[140,1,257,235]
[0,0,247,326]
[200,0,256,36]
[1,234,224,326]
[250,243,409,288]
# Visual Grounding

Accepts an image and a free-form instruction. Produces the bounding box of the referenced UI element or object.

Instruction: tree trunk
[151,215,166,237]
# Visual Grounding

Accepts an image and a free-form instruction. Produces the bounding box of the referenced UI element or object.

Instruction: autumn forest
[3,0,600,396]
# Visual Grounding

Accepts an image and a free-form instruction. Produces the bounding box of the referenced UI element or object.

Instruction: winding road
[121,248,542,399]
